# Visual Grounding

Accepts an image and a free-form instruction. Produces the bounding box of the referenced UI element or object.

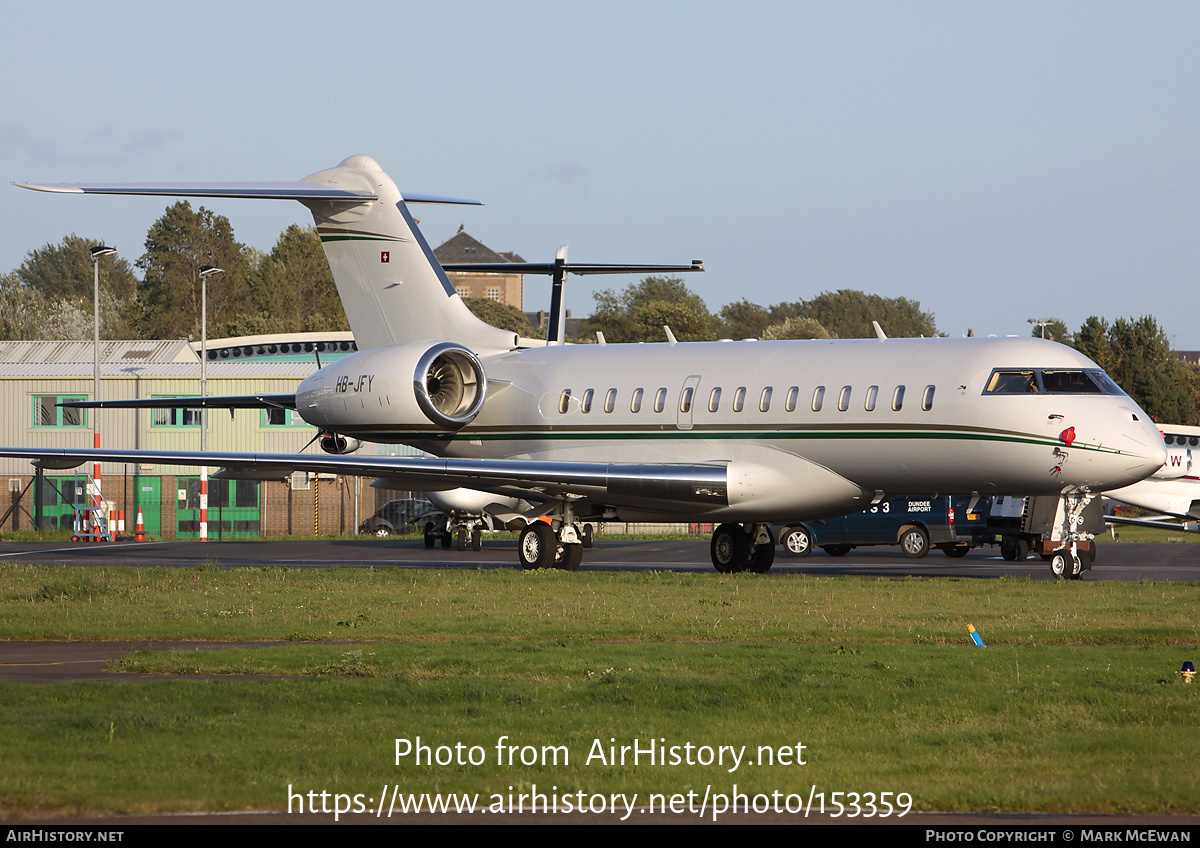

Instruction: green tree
[1075,315,1200,424]
[136,202,253,339]
[463,297,543,338]
[759,316,834,340]
[1,235,139,338]
[795,290,937,339]
[718,299,772,339]
[228,225,348,334]
[1030,317,1071,344]
[587,277,717,342]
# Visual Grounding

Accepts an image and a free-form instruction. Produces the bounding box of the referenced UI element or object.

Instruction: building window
[152,397,202,428]
[32,395,87,428]
[486,287,501,301]
[262,407,307,427]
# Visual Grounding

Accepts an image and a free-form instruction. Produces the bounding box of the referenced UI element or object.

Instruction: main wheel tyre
[943,545,970,558]
[519,523,556,570]
[784,527,813,558]
[900,527,930,559]
[441,531,453,549]
[471,527,482,551]
[456,529,466,551]
[581,523,594,549]
[748,542,775,573]
[823,544,852,557]
[423,524,436,549]
[710,523,749,573]
[556,543,583,571]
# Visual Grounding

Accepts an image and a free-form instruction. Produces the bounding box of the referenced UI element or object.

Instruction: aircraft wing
[0,447,729,510]
[1103,514,1200,533]
[59,394,297,410]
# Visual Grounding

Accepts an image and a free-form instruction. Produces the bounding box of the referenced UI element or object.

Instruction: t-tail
[15,154,517,352]
[297,156,514,351]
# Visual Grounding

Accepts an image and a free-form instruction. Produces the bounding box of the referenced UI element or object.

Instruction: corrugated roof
[0,339,196,364]
[0,361,318,378]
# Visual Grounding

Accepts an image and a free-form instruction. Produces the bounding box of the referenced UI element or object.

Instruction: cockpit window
[984,368,1125,396]
[986,371,1039,393]
[1041,370,1104,393]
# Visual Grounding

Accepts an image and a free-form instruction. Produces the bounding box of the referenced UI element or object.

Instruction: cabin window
[733,387,746,412]
[865,385,878,412]
[759,387,773,412]
[630,388,643,413]
[558,389,571,414]
[812,386,825,412]
[838,386,851,412]
[785,386,798,412]
[654,388,667,413]
[679,387,694,414]
[582,389,594,413]
[922,385,935,411]
[708,387,722,413]
[604,388,617,413]
[1041,370,1106,394]
[892,385,905,411]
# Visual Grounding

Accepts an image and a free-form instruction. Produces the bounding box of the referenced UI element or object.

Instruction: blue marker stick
[968,624,986,647]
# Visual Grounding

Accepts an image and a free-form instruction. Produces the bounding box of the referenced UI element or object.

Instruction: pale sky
[3,1,1198,346]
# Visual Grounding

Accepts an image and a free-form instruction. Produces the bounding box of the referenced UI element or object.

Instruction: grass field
[0,564,1198,819]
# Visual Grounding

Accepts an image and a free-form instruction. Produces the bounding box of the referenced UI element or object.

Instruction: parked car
[358,499,443,536]
[776,495,994,559]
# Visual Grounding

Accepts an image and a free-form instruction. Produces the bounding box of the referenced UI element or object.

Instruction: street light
[197,265,223,542]
[89,245,116,541]
[1027,318,1051,339]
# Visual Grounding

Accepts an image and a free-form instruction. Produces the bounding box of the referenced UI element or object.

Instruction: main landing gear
[709,522,775,573]
[513,499,592,571]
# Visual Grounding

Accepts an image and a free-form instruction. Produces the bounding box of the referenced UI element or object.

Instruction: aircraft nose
[1114,411,1167,485]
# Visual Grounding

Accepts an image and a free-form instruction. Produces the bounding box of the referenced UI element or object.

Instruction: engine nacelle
[296,341,487,432]
[319,432,362,455]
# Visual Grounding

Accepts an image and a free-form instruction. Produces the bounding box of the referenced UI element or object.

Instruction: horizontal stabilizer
[441,260,704,275]
[13,182,480,206]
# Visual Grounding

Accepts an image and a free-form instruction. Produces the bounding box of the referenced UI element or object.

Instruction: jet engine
[319,432,362,455]
[295,341,488,432]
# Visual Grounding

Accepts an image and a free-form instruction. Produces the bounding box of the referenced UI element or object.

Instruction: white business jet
[1104,423,1200,527]
[5,155,1167,575]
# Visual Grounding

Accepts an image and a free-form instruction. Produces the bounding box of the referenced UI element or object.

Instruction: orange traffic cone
[134,509,146,542]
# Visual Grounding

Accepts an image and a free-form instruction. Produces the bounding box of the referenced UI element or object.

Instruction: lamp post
[197,265,223,542]
[89,245,116,541]
[1028,318,1051,339]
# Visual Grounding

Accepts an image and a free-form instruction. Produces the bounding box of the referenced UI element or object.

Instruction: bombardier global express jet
[3,155,1167,575]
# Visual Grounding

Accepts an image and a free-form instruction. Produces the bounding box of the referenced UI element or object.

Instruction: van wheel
[900,527,930,558]
[784,527,813,557]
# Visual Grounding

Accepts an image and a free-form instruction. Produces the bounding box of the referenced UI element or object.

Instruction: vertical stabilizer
[299,156,516,351]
